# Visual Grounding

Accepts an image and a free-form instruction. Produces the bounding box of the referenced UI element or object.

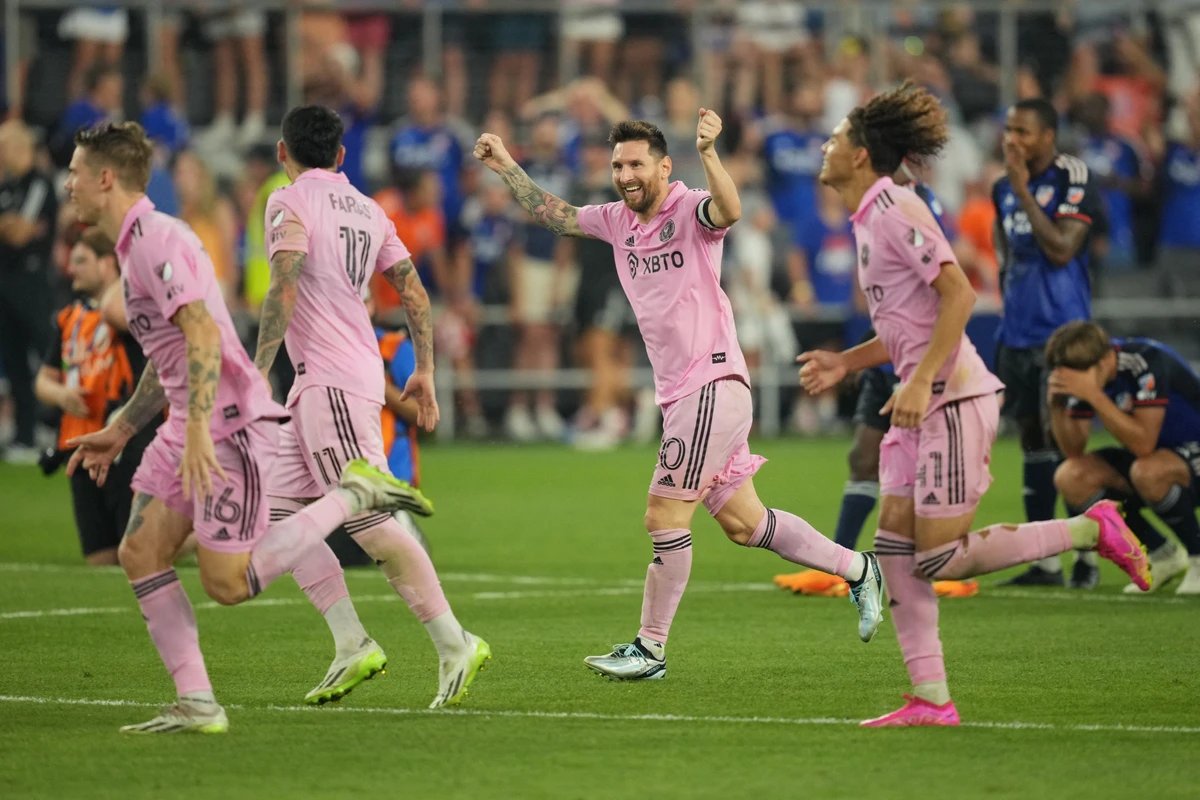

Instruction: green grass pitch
[1,436,1198,799]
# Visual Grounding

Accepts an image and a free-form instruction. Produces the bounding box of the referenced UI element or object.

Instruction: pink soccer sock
[272,497,351,615]
[246,491,354,595]
[131,569,212,697]
[875,530,945,686]
[915,520,1072,581]
[638,528,693,644]
[350,513,450,623]
[747,508,856,578]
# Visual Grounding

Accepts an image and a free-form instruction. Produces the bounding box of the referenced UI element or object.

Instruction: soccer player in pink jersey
[252,105,490,710]
[63,122,425,734]
[799,82,1152,726]
[475,110,885,681]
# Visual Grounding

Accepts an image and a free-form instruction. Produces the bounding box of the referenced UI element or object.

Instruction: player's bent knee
[1053,457,1091,494]
[199,572,250,606]
[1129,456,1179,498]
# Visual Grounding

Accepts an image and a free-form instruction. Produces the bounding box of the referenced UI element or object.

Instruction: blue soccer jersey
[1159,142,1200,249]
[1068,338,1200,449]
[762,125,824,235]
[390,123,468,232]
[1079,134,1145,262]
[993,154,1102,348]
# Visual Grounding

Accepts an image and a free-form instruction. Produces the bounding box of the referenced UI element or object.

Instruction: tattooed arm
[112,362,166,437]
[382,258,434,373]
[172,301,227,498]
[254,250,305,379]
[381,258,440,431]
[473,133,590,238]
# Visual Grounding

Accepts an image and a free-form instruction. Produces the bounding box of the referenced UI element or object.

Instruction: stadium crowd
[2,1,1200,462]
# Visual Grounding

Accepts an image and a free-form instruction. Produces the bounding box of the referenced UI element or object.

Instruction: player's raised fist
[696,108,723,153]
[473,133,515,172]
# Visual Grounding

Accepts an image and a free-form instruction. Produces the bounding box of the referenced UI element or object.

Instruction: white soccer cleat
[305,638,388,705]
[340,459,434,517]
[1123,542,1188,594]
[584,639,666,680]
[119,699,228,734]
[1176,557,1200,596]
[429,633,492,709]
[849,551,885,642]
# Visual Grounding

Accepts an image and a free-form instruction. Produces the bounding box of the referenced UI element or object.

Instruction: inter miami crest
[659,219,675,243]
[627,252,638,279]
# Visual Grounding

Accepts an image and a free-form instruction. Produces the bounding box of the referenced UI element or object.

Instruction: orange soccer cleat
[773,570,849,597]
[932,579,980,598]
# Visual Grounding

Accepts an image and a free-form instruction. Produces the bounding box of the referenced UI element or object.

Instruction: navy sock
[833,481,878,550]
[1023,451,1060,522]
[1153,485,1200,555]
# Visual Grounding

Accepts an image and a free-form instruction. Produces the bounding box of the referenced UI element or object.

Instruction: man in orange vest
[35,227,155,565]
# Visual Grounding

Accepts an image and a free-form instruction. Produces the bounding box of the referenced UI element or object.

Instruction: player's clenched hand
[881,378,932,429]
[473,133,516,172]
[66,423,131,487]
[696,108,722,153]
[178,422,226,502]
[400,370,440,433]
[797,350,847,395]
[1047,366,1100,404]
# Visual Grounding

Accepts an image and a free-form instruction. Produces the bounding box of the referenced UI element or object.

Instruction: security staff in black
[0,121,58,461]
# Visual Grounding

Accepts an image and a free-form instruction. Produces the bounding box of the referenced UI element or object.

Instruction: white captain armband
[696,197,720,230]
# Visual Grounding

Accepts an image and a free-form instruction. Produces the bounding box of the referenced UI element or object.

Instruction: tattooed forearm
[173,302,222,425]
[385,259,435,371]
[497,163,583,236]
[254,251,304,376]
[114,362,166,437]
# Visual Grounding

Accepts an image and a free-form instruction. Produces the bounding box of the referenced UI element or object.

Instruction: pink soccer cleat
[860,695,961,727]
[1086,500,1152,592]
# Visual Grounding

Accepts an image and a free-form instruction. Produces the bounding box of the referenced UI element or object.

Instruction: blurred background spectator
[4,0,1200,445]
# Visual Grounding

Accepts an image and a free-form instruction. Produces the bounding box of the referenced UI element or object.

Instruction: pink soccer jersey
[115,196,286,444]
[266,168,411,407]
[850,177,1003,411]
[576,181,749,406]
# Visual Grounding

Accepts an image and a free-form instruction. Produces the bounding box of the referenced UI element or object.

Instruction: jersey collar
[294,168,349,186]
[116,195,156,256]
[850,176,895,224]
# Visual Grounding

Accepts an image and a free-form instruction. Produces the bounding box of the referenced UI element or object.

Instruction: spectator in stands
[731,0,813,116]
[34,228,154,565]
[1156,88,1200,294]
[505,115,574,442]
[760,84,825,243]
[175,150,239,306]
[51,62,123,167]
[789,184,853,433]
[391,76,471,243]
[945,32,1000,127]
[447,176,518,439]
[373,167,449,321]
[489,12,551,113]
[654,77,707,190]
[240,145,290,313]
[139,73,189,159]
[0,120,58,463]
[617,8,684,111]
[727,192,796,376]
[561,0,623,86]
[302,44,385,195]
[194,10,270,153]
[58,6,127,102]
[1065,33,1165,150]
[522,78,629,173]
[1072,92,1152,271]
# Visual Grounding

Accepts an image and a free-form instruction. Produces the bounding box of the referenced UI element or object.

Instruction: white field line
[0,693,1196,736]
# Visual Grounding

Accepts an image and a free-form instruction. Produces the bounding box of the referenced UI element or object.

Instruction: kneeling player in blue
[1047,321,1200,594]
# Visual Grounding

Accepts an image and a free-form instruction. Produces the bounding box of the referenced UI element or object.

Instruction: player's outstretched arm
[472,133,588,237]
[383,257,440,432]
[254,250,305,379]
[695,108,741,228]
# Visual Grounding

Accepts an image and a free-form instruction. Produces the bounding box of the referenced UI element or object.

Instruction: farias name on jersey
[327,192,373,219]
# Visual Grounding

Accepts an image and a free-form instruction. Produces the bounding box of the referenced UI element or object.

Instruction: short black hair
[1013,97,1058,136]
[608,120,668,158]
[281,105,343,169]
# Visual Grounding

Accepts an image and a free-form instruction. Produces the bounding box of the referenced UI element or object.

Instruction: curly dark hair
[847,81,949,176]
[73,121,153,192]
[608,120,668,158]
